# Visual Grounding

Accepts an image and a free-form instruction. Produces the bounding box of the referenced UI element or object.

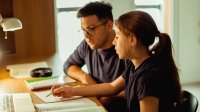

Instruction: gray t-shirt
[64,40,126,83]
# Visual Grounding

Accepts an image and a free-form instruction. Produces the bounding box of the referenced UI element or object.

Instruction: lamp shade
[1,18,22,31]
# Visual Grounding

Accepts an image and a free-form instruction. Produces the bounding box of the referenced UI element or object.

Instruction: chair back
[175,90,198,112]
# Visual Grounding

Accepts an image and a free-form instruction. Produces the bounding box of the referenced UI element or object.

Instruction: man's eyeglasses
[81,21,107,36]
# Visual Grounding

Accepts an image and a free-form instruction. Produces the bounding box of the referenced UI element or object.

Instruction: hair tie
[156,31,160,37]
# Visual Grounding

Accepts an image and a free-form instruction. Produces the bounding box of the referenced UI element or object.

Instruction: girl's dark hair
[115,10,182,101]
[77,1,113,21]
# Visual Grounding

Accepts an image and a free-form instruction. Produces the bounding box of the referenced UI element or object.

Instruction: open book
[42,106,105,112]
[25,76,76,91]
[35,98,105,112]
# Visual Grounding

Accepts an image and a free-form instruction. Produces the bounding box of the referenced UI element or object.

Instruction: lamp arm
[0,14,2,22]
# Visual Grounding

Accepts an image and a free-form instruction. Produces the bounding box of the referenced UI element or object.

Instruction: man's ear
[106,20,113,31]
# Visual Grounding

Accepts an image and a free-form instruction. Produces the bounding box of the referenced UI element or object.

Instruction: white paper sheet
[34,90,82,103]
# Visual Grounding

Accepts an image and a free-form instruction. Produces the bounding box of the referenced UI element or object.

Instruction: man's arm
[63,40,96,85]
[67,65,97,85]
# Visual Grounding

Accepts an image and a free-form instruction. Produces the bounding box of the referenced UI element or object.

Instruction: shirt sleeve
[63,40,88,74]
[137,70,162,100]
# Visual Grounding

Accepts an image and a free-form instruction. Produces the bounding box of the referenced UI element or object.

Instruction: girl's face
[112,27,128,59]
[113,26,138,59]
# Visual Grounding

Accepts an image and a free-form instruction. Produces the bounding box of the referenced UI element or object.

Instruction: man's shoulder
[78,40,91,51]
[79,39,88,47]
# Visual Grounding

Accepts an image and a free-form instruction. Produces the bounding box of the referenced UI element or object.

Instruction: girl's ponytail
[151,33,182,101]
[151,32,173,59]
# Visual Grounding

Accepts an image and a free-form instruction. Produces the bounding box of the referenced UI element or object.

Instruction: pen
[45,83,69,97]
[46,91,53,97]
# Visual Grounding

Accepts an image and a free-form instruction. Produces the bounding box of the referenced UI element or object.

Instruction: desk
[0,54,105,111]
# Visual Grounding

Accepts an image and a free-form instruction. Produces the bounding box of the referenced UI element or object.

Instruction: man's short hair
[77,1,113,21]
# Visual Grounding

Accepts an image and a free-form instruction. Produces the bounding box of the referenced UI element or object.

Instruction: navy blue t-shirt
[64,40,126,83]
[122,57,175,112]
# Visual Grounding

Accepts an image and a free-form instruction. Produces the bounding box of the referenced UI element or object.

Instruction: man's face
[80,15,110,49]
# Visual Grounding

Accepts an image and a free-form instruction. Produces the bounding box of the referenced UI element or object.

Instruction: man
[63,1,127,111]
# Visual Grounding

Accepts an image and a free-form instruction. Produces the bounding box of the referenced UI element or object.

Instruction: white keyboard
[0,94,14,112]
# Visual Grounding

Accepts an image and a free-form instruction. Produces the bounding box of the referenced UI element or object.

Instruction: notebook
[0,93,35,112]
[25,76,76,91]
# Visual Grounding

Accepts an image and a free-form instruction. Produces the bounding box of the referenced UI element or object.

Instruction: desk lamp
[0,14,22,39]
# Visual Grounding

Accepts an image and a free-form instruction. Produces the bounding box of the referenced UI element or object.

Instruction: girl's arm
[140,96,159,112]
[52,76,125,98]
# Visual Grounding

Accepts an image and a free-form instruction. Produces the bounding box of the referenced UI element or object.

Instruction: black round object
[30,67,52,77]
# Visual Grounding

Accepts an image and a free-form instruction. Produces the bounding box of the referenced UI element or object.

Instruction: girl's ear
[130,34,137,47]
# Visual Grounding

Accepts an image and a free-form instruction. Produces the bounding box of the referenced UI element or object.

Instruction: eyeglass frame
[81,21,107,36]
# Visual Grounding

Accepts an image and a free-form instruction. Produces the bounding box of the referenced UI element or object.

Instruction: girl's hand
[51,84,74,98]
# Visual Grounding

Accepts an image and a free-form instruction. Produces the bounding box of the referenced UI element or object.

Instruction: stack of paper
[6,61,48,78]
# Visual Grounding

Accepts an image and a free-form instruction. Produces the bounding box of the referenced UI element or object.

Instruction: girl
[52,11,182,112]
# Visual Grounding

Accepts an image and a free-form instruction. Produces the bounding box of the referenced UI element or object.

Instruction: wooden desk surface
[0,54,104,110]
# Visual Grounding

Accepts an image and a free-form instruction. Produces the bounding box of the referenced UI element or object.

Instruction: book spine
[31,85,53,91]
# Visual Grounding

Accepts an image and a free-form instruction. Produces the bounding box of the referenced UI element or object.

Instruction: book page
[6,61,48,78]
[43,106,105,112]
[12,93,35,112]
[34,90,82,103]
[35,98,98,111]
